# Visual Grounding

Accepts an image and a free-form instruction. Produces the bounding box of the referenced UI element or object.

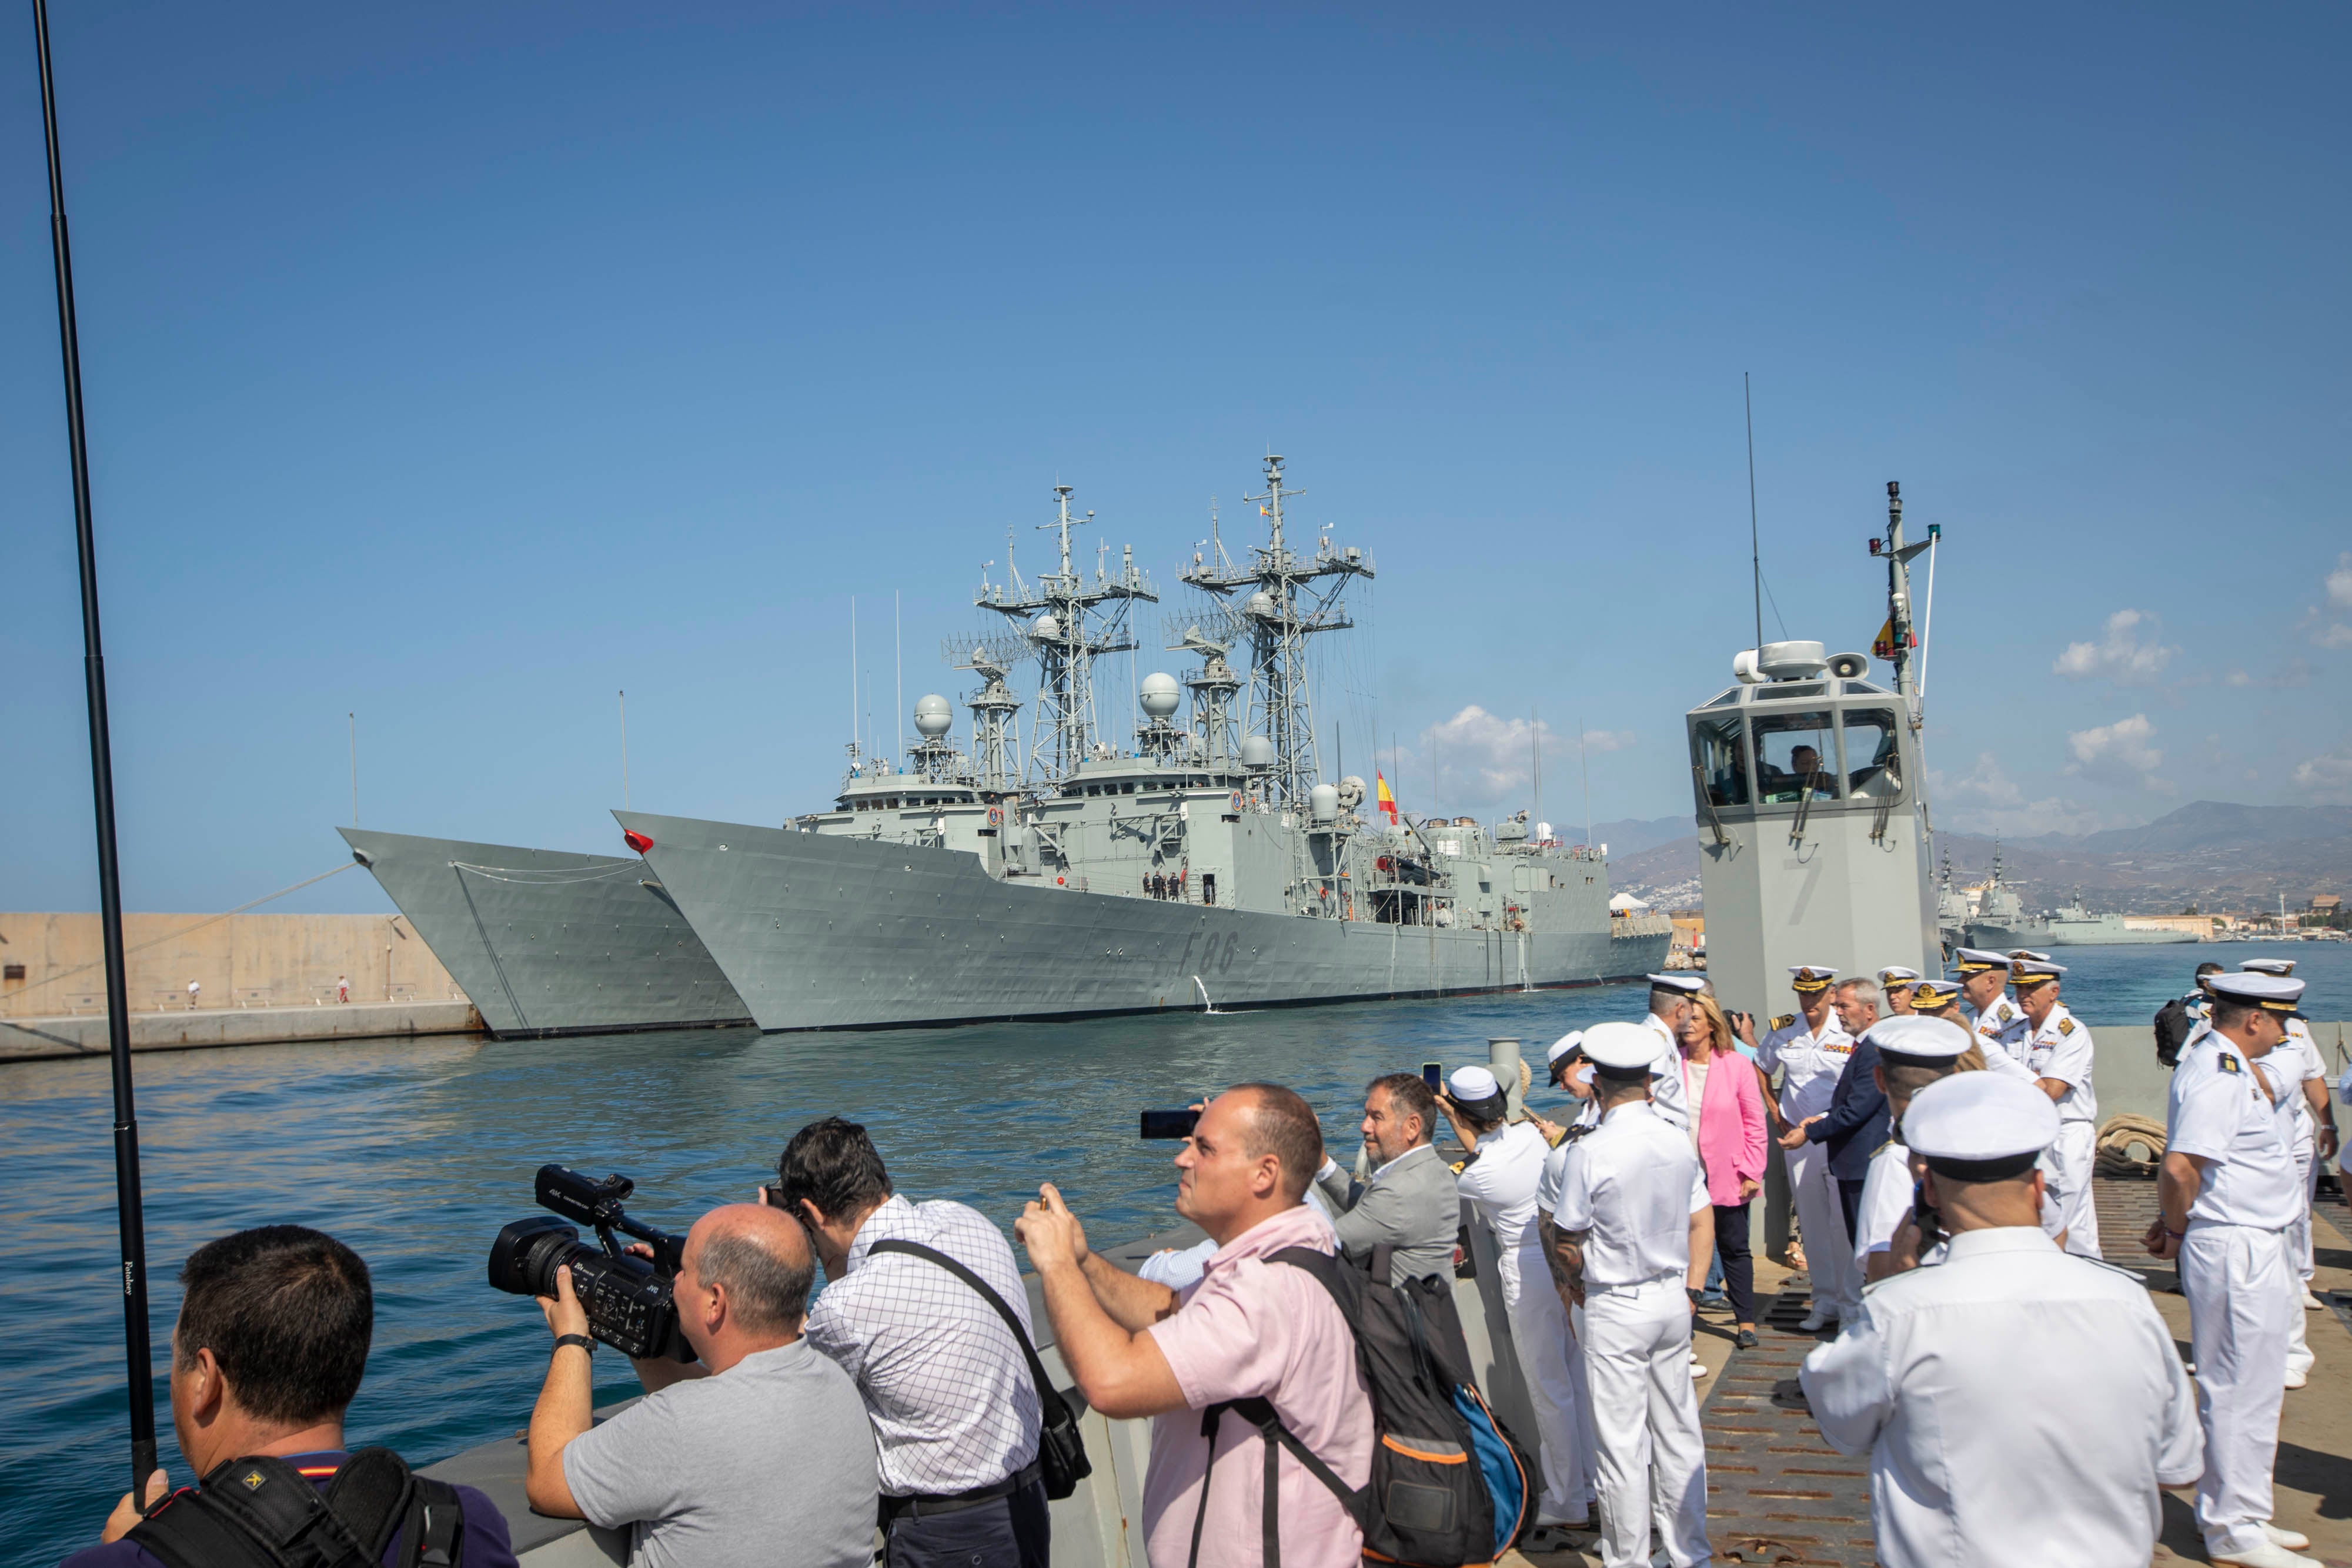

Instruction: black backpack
[1185,1245,1529,1568]
[2154,995,2199,1069]
[130,1449,464,1568]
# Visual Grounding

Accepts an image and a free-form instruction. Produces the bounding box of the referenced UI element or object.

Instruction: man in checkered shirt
[774,1118,1047,1568]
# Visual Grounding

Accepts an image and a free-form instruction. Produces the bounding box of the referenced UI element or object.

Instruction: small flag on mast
[1375,772,1398,821]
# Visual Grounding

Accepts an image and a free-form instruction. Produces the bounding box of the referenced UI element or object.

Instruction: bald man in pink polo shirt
[1017,1084,1372,1568]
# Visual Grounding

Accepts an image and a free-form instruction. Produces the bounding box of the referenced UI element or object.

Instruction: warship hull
[1964,918,2197,948]
[340,828,751,1037]
[615,811,1671,1031]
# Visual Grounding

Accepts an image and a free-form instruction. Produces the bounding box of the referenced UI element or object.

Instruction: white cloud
[1926,752,2121,837]
[2063,713,2169,792]
[2052,609,2174,686]
[1415,706,1589,810]
[1579,729,1639,754]
[2291,743,2352,802]
[2224,659,2314,688]
[2317,623,2352,650]
[2330,552,2352,609]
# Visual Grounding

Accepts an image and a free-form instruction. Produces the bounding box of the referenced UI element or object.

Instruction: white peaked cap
[1580,1021,1659,1072]
[1877,965,1922,984]
[2239,958,2298,976]
[1447,1065,1502,1102]
[1646,972,1706,994]
[1904,1072,2059,1162]
[2210,972,2306,1009]
[1865,1015,1972,1062]
[1546,1031,1585,1065]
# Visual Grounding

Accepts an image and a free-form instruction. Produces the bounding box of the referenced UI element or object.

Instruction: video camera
[488,1165,694,1360]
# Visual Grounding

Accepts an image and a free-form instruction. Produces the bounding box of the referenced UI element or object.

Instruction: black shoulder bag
[866,1239,1093,1500]
[130,1447,463,1568]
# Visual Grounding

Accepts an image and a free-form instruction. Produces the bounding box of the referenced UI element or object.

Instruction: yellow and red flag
[1375,772,1398,821]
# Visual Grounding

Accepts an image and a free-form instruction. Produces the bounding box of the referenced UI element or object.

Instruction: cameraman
[66,1225,517,1568]
[526,1203,876,1568]
[773,1117,1049,1568]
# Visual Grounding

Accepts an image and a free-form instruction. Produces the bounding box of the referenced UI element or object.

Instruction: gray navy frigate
[616,459,1670,1030]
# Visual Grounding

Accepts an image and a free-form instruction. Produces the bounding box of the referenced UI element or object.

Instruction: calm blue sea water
[5,941,2344,1563]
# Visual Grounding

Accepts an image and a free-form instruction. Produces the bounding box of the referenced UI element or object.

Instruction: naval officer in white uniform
[2009,957,2102,1256]
[1845,1014,1974,1282]
[2149,971,2318,1568]
[1758,965,1855,1330]
[1876,965,1921,1014]
[1802,1071,2201,1567]
[1550,1022,1711,1568]
[1441,1065,1592,1537]
[2240,958,2337,1368]
[1637,973,1699,1132]
[1953,947,2027,1062]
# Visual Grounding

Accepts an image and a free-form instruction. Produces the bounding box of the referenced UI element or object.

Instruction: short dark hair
[774,1117,894,1222]
[1367,1072,1438,1142]
[697,1224,816,1335]
[1231,1083,1325,1201]
[2211,995,2260,1031]
[176,1226,372,1427]
[2195,962,2224,978]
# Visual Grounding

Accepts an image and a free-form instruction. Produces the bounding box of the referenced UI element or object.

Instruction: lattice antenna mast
[947,631,1027,797]
[974,484,1157,784]
[1181,455,1372,807]
[1170,614,1244,771]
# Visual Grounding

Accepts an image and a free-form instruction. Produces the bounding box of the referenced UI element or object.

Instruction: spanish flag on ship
[1375,772,1398,821]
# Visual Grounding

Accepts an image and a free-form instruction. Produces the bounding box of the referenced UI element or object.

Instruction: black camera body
[488,1165,694,1361]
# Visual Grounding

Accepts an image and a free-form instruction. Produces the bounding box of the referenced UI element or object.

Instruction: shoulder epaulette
[1872,1137,1896,1158]
[2219,1052,2241,1075]
[2057,1017,2077,1037]
[1772,1014,1795,1031]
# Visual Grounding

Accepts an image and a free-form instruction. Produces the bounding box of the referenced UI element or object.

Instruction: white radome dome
[913,694,953,737]
[1033,614,1061,641]
[1240,735,1275,769]
[1139,671,1181,718]
[1245,590,1275,618]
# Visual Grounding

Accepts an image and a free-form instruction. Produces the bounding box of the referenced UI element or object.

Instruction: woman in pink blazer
[1679,991,1769,1346]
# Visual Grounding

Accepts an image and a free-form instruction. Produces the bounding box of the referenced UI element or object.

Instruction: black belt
[878,1460,1043,1523]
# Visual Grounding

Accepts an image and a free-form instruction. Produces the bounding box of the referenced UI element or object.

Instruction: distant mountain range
[1608,800,2352,914]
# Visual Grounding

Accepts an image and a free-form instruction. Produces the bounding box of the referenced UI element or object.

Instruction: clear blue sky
[4,4,2347,915]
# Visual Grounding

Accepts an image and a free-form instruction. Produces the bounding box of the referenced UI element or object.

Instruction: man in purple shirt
[62,1225,517,1568]
[1016,1084,1373,1568]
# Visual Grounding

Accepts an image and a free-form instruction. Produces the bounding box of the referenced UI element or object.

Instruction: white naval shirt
[2266,1019,2324,1148]
[1800,1227,2202,1568]
[1638,1013,1694,1131]
[1853,1127,2064,1269]
[2022,1002,2099,1125]
[1455,1120,1549,1252]
[1552,1102,1707,1288]
[1757,1010,1855,1123]
[2166,1035,2303,1231]
[1967,994,2029,1065]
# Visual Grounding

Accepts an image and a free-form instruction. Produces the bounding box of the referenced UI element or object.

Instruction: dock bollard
[1488,1037,1524,1121]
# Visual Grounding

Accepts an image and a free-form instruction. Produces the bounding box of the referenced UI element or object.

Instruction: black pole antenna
[1744,372,1762,653]
[35,0,156,1492]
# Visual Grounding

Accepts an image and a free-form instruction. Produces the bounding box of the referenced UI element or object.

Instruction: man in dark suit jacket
[1312,1072,1461,1285]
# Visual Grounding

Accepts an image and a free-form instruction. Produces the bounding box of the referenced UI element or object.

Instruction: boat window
[1763,683,1825,700]
[1703,688,1743,708]
[1839,678,1889,694]
[1692,714,1750,807]
[1843,708,1904,799]
[1752,711,1839,804]
[1122,782,1136,794]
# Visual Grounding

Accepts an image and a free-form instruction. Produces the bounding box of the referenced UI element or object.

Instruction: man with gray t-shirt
[524,1202,878,1568]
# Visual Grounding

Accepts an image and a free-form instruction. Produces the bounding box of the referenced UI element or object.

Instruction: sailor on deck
[1802,1072,2201,1568]
[2010,957,2101,1257]
[1550,1022,1711,1568]
[1845,1015,1974,1283]
[1636,974,1699,1132]
[2239,959,2336,1387]
[2150,971,2318,1568]
[1758,965,1855,1331]
[1877,967,1920,1015]
[1953,948,2027,1063]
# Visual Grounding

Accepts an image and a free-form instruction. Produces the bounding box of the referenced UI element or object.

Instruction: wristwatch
[553,1333,594,1356]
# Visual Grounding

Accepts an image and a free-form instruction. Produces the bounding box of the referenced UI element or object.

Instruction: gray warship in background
[1963,850,2196,947]
[340,828,750,1035]
[618,459,1670,1030]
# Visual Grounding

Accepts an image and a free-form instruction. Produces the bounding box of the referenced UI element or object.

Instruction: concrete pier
[0,997,483,1062]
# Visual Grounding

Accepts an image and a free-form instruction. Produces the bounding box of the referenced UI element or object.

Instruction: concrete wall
[0,912,465,1019]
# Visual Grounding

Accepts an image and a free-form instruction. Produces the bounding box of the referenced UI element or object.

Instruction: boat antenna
[619,690,628,807]
[349,711,358,826]
[1579,716,1592,851]
[36,0,156,1493]
[848,597,859,761]
[894,590,903,763]
[1744,372,1762,654]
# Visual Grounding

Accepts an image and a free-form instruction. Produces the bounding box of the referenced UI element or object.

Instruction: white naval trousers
[1581,1275,1710,1568]
[2285,1139,2317,1379]
[1504,1241,1593,1520]
[2047,1120,2103,1258]
[2182,1222,2293,1558]
[1785,1139,1853,1318]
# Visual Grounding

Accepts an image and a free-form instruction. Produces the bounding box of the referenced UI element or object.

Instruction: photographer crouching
[524,1202,878,1568]
[65,1225,518,1568]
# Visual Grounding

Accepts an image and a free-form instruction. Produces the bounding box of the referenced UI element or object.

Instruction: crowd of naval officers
[1405,949,2337,1568]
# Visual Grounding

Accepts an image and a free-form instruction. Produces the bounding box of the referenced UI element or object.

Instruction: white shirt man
[2154,973,2316,1568]
[2010,958,2100,1258]
[1802,1072,2201,1567]
[1637,974,1699,1132]
[1551,1022,1711,1568]
[1952,947,2026,1062]
[1757,965,1853,1330]
[1444,1066,1589,1533]
[2240,958,2337,1386]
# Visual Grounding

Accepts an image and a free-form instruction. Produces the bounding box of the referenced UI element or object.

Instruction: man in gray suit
[1312,1072,1461,1285]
